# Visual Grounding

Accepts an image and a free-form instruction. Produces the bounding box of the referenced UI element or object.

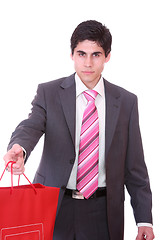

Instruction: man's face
[71,40,110,89]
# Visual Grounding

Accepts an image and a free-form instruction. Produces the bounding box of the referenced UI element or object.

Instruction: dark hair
[71,20,112,57]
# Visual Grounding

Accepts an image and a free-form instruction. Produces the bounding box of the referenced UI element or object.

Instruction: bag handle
[0,161,37,194]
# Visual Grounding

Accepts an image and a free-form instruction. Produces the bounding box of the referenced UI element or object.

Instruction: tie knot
[83,90,98,102]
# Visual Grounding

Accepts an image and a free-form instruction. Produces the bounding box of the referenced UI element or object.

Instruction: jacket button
[61,185,66,190]
[70,159,74,164]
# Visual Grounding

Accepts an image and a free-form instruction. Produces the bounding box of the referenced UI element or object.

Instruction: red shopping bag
[0,161,60,240]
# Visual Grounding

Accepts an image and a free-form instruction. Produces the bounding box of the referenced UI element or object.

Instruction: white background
[0,0,159,239]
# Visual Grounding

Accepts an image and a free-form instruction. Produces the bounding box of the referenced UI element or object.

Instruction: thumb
[12,144,23,156]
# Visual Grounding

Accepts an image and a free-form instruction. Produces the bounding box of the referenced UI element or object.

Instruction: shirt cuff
[21,146,27,160]
[137,223,153,228]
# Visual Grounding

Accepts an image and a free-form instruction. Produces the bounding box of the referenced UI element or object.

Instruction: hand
[136,226,155,240]
[3,144,25,175]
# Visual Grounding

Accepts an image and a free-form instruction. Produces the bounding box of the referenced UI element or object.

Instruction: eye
[93,53,101,57]
[79,52,85,57]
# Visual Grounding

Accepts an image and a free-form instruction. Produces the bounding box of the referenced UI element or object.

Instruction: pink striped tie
[77,90,99,199]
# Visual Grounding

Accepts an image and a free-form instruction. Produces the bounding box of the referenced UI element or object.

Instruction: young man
[4,20,154,240]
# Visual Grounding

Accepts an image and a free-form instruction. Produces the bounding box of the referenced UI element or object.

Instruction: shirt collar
[75,73,105,98]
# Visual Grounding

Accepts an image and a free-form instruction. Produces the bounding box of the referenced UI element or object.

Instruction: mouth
[82,71,94,75]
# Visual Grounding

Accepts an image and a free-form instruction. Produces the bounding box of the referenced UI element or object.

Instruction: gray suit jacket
[8,73,152,240]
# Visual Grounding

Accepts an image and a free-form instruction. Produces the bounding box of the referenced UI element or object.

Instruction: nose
[84,56,92,67]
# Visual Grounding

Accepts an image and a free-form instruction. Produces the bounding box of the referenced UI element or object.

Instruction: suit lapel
[58,74,76,146]
[58,75,121,155]
[104,80,121,159]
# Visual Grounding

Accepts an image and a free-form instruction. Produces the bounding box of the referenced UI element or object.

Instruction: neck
[81,77,101,90]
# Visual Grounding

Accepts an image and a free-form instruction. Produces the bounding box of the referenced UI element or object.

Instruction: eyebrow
[76,50,103,55]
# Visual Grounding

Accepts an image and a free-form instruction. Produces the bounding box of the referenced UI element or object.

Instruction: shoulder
[103,78,137,101]
[35,73,75,95]
[39,74,75,88]
[39,74,73,88]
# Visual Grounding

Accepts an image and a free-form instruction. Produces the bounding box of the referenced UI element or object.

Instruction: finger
[136,228,155,240]
[12,157,24,169]
[9,161,25,175]
[136,233,145,240]
[11,144,23,158]
[3,149,19,165]
[13,145,23,156]
[3,144,24,169]
[4,158,24,174]
[11,167,25,175]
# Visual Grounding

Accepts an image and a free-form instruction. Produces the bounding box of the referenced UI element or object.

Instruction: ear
[70,53,74,60]
[105,52,111,63]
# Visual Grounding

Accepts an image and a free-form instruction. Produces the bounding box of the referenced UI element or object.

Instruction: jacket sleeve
[8,84,46,161]
[125,97,153,224]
